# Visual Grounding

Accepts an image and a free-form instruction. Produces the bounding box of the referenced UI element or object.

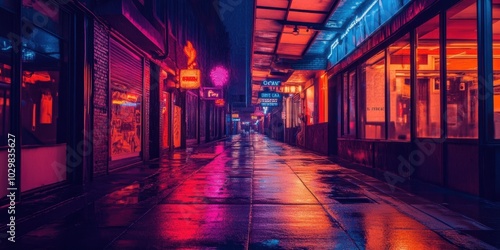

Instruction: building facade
[0,0,230,204]
[263,0,499,200]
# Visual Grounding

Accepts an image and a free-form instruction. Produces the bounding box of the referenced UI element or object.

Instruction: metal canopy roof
[250,0,383,105]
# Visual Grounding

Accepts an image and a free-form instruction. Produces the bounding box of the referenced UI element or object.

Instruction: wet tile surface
[3,134,499,249]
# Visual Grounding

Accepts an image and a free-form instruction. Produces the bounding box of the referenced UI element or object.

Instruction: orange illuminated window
[360,51,386,139]
[319,74,329,123]
[493,0,500,139]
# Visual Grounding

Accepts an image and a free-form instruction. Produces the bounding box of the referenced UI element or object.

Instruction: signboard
[180,69,200,89]
[232,114,239,118]
[201,87,223,100]
[260,98,281,107]
[258,91,282,99]
[251,115,258,120]
[262,80,281,87]
[232,118,241,122]
[259,91,282,107]
[215,99,225,107]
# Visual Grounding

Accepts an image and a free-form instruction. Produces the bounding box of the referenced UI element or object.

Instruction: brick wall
[291,56,327,70]
[92,20,109,175]
[143,59,150,161]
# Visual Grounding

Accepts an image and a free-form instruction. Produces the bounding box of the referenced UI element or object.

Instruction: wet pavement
[2,134,500,249]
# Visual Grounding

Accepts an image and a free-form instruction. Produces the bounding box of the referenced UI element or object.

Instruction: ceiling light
[292,25,299,36]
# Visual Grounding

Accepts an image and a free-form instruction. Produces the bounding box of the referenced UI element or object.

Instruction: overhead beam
[257,5,329,14]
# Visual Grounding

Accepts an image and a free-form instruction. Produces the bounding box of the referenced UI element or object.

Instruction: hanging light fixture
[292,25,299,36]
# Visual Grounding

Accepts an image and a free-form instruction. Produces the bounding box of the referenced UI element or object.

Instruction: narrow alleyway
[11,134,499,249]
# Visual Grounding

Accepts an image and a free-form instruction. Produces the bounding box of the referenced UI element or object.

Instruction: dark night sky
[213,0,254,106]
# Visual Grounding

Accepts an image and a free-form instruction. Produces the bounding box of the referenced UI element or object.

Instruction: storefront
[109,38,144,165]
[327,0,500,199]
[0,0,77,197]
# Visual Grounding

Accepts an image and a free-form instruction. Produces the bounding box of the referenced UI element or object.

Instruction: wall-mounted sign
[180,69,200,89]
[215,99,225,107]
[258,91,282,99]
[251,115,258,120]
[262,80,281,87]
[232,114,239,118]
[260,98,281,107]
[232,118,241,122]
[201,87,223,100]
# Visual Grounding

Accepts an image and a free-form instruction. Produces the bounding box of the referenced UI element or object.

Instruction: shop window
[291,94,302,128]
[186,91,198,140]
[359,51,386,139]
[21,26,65,145]
[388,34,411,141]
[342,71,357,136]
[446,0,478,138]
[162,92,170,149]
[111,90,142,159]
[0,25,12,146]
[319,74,328,123]
[342,70,357,137]
[493,0,500,139]
[416,16,441,138]
[342,72,349,135]
[306,84,315,125]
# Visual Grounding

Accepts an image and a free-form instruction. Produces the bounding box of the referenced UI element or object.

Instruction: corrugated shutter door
[110,38,143,94]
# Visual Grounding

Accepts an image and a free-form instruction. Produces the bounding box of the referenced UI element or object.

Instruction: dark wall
[306,123,328,155]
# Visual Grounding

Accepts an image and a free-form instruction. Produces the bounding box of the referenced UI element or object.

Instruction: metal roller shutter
[110,38,143,94]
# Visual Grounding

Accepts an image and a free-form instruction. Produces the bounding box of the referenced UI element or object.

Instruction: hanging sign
[258,91,282,99]
[201,87,223,100]
[262,80,281,87]
[180,69,200,89]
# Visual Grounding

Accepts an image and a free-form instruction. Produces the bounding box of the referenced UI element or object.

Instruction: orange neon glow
[318,73,328,123]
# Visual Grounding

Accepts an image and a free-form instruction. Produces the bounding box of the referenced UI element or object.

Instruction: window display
[416,16,441,138]
[388,34,411,141]
[110,90,142,159]
[306,84,315,124]
[493,0,500,139]
[359,51,386,139]
[446,0,478,138]
[21,26,63,146]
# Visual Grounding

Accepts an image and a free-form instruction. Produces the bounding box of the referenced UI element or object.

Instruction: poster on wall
[110,90,142,160]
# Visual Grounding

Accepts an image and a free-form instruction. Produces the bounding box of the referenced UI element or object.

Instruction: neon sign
[180,69,201,89]
[210,66,229,87]
[328,0,378,59]
[202,87,223,100]
[262,80,281,86]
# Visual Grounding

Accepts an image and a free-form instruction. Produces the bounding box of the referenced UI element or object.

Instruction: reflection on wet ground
[8,134,500,249]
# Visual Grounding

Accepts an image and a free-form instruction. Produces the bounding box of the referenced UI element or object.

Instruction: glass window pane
[306,85,315,125]
[388,34,411,141]
[21,27,62,145]
[343,72,348,135]
[0,14,12,146]
[360,51,386,139]
[349,70,357,136]
[493,0,500,139]
[319,74,328,123]
[416,16,441,138]
[446,0,478,138]
[111,90,142,159]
